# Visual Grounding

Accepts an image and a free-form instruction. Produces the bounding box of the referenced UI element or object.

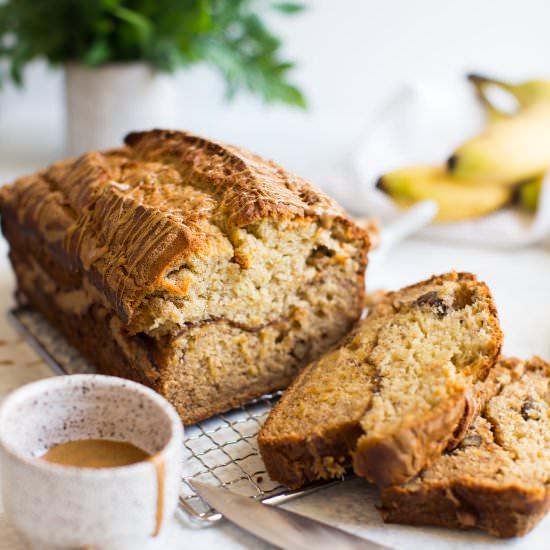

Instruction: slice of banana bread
[258,272,502,489]
[380,356,550,538]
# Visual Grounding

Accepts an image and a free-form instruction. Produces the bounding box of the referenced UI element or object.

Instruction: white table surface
[0,161,549,549]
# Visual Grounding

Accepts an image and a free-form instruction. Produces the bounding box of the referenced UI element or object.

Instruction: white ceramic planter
[65,63,180,155]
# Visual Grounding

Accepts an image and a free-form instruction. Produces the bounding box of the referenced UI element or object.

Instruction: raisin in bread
[381,356,550,538]
[258,272,502,488]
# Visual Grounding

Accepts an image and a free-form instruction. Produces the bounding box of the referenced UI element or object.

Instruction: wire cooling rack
[7,306,337,526]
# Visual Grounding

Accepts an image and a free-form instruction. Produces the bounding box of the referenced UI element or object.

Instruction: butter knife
[189,480,391,550]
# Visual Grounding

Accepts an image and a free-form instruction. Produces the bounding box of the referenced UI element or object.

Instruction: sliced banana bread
[0,129,369,424]
[258,272,502,489]
[380,356,550,538]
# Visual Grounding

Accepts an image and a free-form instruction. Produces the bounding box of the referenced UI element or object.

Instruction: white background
[2,0,550,186]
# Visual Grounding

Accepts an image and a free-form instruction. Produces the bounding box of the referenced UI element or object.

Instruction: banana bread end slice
[380,356,550,538]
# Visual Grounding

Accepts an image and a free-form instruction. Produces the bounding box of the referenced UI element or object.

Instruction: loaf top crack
[0,129,368,333]
[258,272,502,489]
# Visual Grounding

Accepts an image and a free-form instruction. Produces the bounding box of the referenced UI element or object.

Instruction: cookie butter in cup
[0,374,183,550]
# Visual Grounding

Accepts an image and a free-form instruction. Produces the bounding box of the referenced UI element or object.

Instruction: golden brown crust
[380,357,550,538]
[381,483,550,538]
[124,130,347,228]
[0,129,365,325]
[259,421,362,489]
[353,392,469,487]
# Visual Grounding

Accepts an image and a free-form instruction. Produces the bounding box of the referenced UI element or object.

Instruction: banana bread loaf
[0,129,369,424]
[380,356,550,538]
[258,272,502,488]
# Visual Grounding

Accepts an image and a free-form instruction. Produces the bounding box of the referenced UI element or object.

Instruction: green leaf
[271,83,306,107]
[101,0,122,9]
[83,39,111,66]
[0,0,306,106]
[9,52,25,86]
[110,6,152,44]
[92,18,115,36]
[150,39,189,72]
[272,2,306,14]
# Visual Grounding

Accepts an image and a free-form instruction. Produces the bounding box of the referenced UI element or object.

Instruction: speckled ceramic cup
[0,374,183,550]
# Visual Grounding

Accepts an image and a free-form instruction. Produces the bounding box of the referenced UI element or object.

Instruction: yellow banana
[449,75,550,184]
[468,73,550,110]
[518,176,543,212]
[377,166,512,222]
[468,73,512,123]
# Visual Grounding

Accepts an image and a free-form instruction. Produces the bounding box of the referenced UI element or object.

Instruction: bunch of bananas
[377,74,548,221]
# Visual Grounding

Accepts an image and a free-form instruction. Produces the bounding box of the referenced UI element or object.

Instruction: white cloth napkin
[345,78,550,247]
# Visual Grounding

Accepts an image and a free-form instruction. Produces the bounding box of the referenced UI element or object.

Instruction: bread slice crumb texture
[381,356,550,538]
[258,272,502,489]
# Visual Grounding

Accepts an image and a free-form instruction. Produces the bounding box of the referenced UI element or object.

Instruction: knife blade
[189,480,391,550]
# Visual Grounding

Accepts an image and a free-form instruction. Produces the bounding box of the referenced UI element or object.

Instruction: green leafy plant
[0,0,306,106]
